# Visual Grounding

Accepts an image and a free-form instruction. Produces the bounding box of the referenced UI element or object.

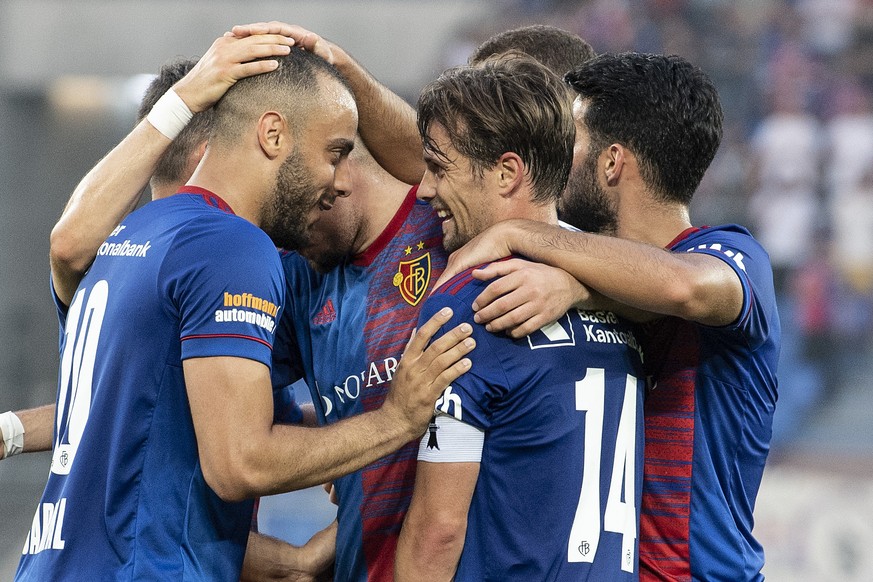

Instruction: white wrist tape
[146,88,194,140]
[0,410,25,459]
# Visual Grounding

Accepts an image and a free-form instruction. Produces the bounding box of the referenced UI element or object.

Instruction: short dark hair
[565,53,723,205]
[418,53,575,203]
[469,25,596,78]
[210,47,351,147]
[137,57,212,187]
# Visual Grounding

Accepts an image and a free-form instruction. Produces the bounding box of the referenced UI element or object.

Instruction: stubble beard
[262,150,323,251]
[559,156,618,235]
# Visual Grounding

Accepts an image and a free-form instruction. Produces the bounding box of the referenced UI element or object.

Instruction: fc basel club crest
[393,246,431,306]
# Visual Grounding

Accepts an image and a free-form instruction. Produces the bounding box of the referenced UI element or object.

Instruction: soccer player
[229,21,599,582]
[1,47,436,582]
[391,55,646,580]
[271,145,446,581]
[436,54,780,582]
[1,54,337,580]
[13,35,474,581]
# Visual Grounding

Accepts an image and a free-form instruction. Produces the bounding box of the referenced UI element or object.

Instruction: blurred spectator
[748,84,822,292]
[790,228,842,402]
[797,0,857,56]
[691,121,752,226]
[822,77,873,295]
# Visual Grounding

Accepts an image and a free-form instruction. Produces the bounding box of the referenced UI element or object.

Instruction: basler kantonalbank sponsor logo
[214,292,279,333]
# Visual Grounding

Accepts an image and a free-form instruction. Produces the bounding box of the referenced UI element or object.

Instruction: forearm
[17,404,55,453]
[395,526,464,582]
[50,120,170,305]
[1,404,55,459]
[329,45,424,184]
[189,309,474,501]
[248,407,417,496]
[240,524,336,582]
[578,290,659,324]
[503,221,738,325]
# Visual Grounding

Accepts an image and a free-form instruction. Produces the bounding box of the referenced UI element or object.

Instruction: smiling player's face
[416,123,495,253]
[262,77,358,251]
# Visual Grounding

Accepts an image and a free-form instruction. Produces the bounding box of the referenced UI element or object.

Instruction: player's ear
[495,152,524,197]
[604,143,626,187]
[257,111,291,160]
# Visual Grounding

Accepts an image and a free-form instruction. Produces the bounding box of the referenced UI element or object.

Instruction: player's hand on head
[433,223,515,290]
[471,259,590,339]
[230,22,336,64]
[385,308,474,437]
[172,30,295,113]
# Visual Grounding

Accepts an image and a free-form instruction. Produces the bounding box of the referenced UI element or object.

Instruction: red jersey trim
[435,256,515,297]
[177,186,236,215]
[665,226,704,250]
[352,185,419,267]
[181,333,272,349]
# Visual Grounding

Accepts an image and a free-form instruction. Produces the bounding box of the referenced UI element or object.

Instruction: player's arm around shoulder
[653,250,745,327]
[489,220,747,328]
[184,309,475,500]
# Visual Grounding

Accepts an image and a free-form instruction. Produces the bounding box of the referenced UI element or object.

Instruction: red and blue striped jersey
[639,224,779,581]
[273,187,446,581]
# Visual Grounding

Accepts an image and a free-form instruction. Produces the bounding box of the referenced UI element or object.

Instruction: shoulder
[677,224,766,254]
[676,224,772,274]
[432,266,489,302]
[160,207,281,285]
[177,209,277,260]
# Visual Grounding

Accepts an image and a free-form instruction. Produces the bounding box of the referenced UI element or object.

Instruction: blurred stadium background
[2,1,873,580]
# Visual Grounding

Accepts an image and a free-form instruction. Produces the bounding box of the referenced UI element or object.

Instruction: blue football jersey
[16,188,284,581]
[639,225,779,582]
[417,265,647,581]
[272,188,447,581]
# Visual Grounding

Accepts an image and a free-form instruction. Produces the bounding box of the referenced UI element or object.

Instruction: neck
[500,198,559,227]
[187,148,267,225]
[352,170,413,255]
[149,182,181,201]
[615,194,692,248]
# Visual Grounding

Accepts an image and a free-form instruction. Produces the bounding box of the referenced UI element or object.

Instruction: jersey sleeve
[417,413,485,462]
[163,216,285,368]
[681,228,777,349]
[416,288,510,433]
[271,253,306,390]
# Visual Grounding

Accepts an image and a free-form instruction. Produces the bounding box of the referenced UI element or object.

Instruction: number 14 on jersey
[568,368,639,573]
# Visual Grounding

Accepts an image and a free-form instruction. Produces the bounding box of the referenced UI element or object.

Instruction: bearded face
[559,143,618,235]
[261,148,324,251]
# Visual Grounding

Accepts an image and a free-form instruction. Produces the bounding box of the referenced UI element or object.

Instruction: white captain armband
[418,413,484,463]
[146,88,194,140]
[0,410,25,459]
